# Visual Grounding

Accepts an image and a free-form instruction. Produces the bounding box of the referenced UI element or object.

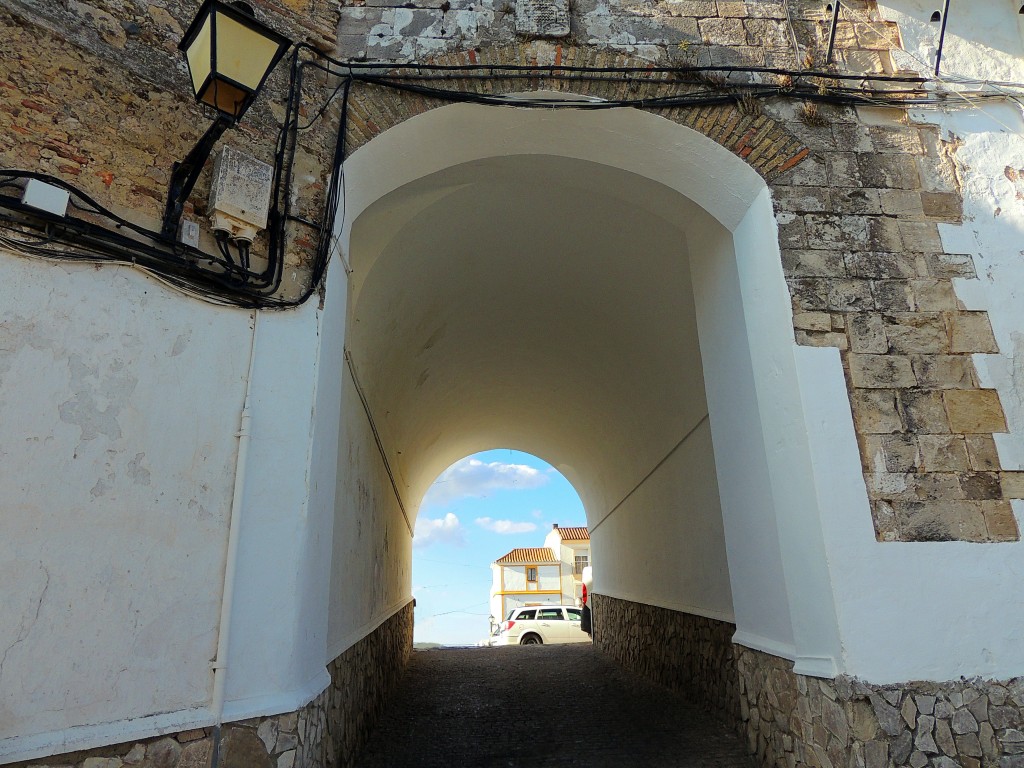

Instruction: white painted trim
[0,669,332,765]
[0,709,213,765]
[220,667,332,722]
[325,596,413,663]
[793,656,839,679]
[731,630,798,663]
[595,590,735,625]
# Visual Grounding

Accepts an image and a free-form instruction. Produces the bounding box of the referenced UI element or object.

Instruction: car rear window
[516,609,537,620]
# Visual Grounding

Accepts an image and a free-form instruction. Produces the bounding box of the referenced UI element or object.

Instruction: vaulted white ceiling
[346,153,722,521]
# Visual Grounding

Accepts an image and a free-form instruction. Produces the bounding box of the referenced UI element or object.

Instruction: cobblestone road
[355,644,754,768]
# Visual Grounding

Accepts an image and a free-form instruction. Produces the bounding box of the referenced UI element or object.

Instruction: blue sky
[412,449,586,646]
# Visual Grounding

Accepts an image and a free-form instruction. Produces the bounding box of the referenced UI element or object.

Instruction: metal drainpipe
[209,311,260,768]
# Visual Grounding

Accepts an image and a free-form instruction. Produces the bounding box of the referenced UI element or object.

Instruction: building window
[526,566,538,582]
[573,554,589,575]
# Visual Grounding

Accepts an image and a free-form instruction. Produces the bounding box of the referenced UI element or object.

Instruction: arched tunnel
[346,152,732,617]
[323,98,844,704]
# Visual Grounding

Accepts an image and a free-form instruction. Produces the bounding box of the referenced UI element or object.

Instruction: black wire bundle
[0,44,1011,309]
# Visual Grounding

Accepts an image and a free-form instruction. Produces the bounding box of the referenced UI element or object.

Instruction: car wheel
[520,633,543,645]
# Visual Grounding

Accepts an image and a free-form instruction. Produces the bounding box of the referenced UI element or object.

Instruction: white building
[489,524,591,628]
[543,524,590,605]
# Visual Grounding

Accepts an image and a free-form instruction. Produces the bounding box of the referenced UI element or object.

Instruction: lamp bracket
[161,115,234,241]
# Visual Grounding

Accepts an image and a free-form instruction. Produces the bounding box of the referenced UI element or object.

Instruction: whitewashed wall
[0,252,341,762]
[0,256,248,755]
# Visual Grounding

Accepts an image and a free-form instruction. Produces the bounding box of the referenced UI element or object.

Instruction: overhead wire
[2,37,1024,310]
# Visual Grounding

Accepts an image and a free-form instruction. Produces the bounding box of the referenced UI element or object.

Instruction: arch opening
[324,99,843,692]
[412,449,587,645]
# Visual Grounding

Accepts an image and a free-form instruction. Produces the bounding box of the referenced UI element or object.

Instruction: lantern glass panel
[185,14,213,97]
[214,11,285,92]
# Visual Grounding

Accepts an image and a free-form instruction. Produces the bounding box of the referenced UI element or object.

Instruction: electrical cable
[3,39,1024,310]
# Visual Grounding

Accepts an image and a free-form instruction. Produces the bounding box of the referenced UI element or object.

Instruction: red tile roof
[555,526,589,541]
[495,547,558,565]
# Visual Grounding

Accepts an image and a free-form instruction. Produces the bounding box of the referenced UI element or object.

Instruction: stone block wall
[10,601,414,768]
[7,717,303,768]
[590,593,741,730]
[303,601,415,768]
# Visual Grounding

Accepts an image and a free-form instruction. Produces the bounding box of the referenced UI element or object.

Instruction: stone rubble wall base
[10,601,415,768]
[592,594,1024,768]
[738,647,1024,768]
[306,601,415,768]
[590,593,742,730]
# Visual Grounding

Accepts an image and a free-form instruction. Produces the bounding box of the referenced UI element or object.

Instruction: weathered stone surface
[892,729,915,764]
[944,390,1008,434]
[911,355,973,389]
[915,715,938,753]
[848,313,888,353]
[885,314,948,354]
[872,695,904,738]
[949,312,999,354]
[900,391,950,434]
[514,0,570,37]
[966,436,1001,471]
[849,354,916,389]
[852,390,903,434]
[917,436,970,472]
[935,716,956,755]
[957,733,984,757]
[222,728,273,768]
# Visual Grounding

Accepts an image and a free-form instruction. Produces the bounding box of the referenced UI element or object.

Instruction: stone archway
[323,92,845,712]
[343,41,810,180]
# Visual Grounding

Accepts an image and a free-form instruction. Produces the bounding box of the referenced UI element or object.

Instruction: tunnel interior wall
[590,593,740,729]
[588,418,733,623]
[326,360,414,660]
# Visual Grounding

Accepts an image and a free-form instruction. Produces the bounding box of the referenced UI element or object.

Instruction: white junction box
[209,145,273,243]
[22,178,70,217]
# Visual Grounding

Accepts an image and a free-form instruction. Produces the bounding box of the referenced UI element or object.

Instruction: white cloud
[475,517,537,535]
[531,509,544,519]
[423,458,550,506]
[414,512,466,548]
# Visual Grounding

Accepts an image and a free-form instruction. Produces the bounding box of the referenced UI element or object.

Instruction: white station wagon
[494,605,591,645]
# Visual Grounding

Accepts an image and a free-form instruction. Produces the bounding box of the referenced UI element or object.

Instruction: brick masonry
[9,601,414,768]
[592,595,1024,768]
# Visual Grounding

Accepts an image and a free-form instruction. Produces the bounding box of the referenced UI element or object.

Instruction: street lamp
[162,0,291,241]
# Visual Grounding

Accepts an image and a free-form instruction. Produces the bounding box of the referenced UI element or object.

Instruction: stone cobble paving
[354,644,754,768]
